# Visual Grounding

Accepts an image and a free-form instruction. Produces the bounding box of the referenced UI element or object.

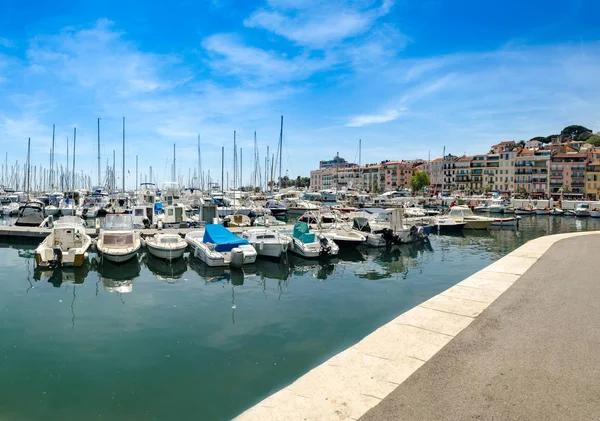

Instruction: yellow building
[585,161,600,200]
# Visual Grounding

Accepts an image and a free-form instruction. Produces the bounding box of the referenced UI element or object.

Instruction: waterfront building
[550,152,590,198]
[429,158,444,194]
[515,149,550,197]
[525,139,543,150]
[484,154,499,191]
[380,160,414,191]
[455,156,472,192]
[470,155,486,193]
[362,164,382,193]
[497,145,517,193]
[585,161,600,200]
[442,155,458,194]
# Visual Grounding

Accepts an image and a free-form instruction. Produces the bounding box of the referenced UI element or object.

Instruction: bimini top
[104,214,134,230]
[202,224,249,252]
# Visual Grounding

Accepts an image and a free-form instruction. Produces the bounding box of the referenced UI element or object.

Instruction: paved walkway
[359,234,600,421]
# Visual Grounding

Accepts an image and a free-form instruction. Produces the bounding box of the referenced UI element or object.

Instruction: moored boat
[185,225,257,267]
[490,216,519,228]
[514,208,536,215]
[591,209,600,218]
[535,208,550,216]
[241,228,292,259]
[96,214,141,263]
[35,216,91,267]
[433,216,465,233]
[575,203,590,217]
[289,221,339,258]
[15,201,46,227]
[145,233,188,260]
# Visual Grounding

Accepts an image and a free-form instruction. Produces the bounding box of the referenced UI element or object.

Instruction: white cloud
[202,34,331,85]
[0,37,16,48]
[244,0,395,48]
[346,108,401,127]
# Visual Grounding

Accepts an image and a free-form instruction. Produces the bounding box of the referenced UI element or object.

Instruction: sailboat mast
[240,148,243,189]
[26,138,31,200]
[197,134,202,190]
[359,138,362,191]
[221,146,224,197]
[173,143,176,183]
[440,146,446,197]
[278,115,283,190]
[73,127,76,192]
[66,136,69,191]
[122,117,125,191]
[233,130,237,191]
[97,118,101,186]
[51,124,55,189]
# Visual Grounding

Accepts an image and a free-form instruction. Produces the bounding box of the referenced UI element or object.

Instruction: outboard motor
[318,234,331,257]
[142,217,151,229]
[50,245,63,268]
[381,228,402,247]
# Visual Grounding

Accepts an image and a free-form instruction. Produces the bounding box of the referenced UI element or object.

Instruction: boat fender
[282,242,288,253]
[52,245,63,267]
[74,232,82,241]
[259,241,264,251]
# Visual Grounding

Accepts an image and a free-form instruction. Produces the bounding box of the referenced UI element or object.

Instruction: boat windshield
[160,237,180,244]
[103,233,134,246]
[450,207,474,217]
[104,214,134,230]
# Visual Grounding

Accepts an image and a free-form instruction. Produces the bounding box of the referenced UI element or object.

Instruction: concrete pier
[234,231,600,421]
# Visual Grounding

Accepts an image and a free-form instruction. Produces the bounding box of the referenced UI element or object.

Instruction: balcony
[550,180,562,185]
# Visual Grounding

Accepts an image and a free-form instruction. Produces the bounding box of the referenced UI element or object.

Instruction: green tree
[529,136,546,142]
[576,132,592,141]
[586,134,600,147]
[561,125,592,139]
[410,171,430,195]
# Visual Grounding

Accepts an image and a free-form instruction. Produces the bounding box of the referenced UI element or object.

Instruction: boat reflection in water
[93,256,141,293]
[34,259,91,287]
[358,239,434,280]
[144,252,188,283]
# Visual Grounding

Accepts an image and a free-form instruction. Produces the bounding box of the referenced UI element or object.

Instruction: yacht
[241,228,292,259]
[265,200,287,216]
[96,214,141,263]
[447,206,494,230]
[35,216,92,267]
[185,225,257,267]
[45,192,63,217]
[318,226,366,248]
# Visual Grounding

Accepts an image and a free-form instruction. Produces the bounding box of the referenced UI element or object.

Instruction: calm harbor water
[0,216,598,421]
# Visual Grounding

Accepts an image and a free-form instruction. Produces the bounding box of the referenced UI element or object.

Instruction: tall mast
[266,146,269,192]
[122,117,125,191]
[51,124,55,188]
[221,146,224,198]
[240,147,243,189]
[26,138,31,200]
[253,131,257,188]
[278,115,283,190]
[72,127,76,192]
[441,146,446,197]
[135,155,138,191]
[112,150,116,191]
[97,118,101,186]
[359,138,362,191]
[233,130,237,191]
[197,134,202,190]
[173,143,176,183]
[66,136,69,191]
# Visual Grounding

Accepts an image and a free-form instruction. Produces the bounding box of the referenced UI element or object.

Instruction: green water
[0,216,598,421]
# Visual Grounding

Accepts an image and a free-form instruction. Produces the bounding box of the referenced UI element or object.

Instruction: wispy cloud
[346,108,401,127]
[244,0,395,48]
[202,33,331,85]
[0,37,16,48]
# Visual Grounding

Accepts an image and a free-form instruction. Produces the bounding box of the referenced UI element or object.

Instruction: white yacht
[145,233,187,260]
[241,228,292,259]
[35,216,92,267]
[96,214,141,263]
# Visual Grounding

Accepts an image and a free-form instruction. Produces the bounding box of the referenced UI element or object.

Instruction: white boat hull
[147,244,187,260]
[186,234,257,267]
[98,247,140,263]
[590,211,600,218]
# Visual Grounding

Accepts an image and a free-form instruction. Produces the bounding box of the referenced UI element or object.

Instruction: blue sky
[1,0,599,189]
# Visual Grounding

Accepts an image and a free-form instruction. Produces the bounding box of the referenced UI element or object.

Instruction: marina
[1,214,599,421]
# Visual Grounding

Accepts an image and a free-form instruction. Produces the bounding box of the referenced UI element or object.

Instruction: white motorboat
[535,208,550,216]
[158,204,188,228]
[289,222,339,258]
[490,217,519,228]
[253,215,286,226]
[45,192,63,217]
[241,228,292,259]
[514,207,536,215]
[318,227,366,248]
[35,216,92,267]
[59,200,75,216]
[433,216,466,233]
[96,214,141,263]
[45,204,60,217]
[145,233,187,260]
[15,201,46,227]
[185,225,257,267]
[447,206,493,230]
[575,203,590,217]
[549,208,564,216]
[366,209,429,245]
[590,209,600,218]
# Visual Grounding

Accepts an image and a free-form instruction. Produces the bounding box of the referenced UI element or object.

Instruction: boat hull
[464,220,493,230]
[98,248,140,263]
[590,211,600,218]
[146,244,187,260]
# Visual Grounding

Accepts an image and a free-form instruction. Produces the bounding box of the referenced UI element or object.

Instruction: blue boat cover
[203,224,249,252]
